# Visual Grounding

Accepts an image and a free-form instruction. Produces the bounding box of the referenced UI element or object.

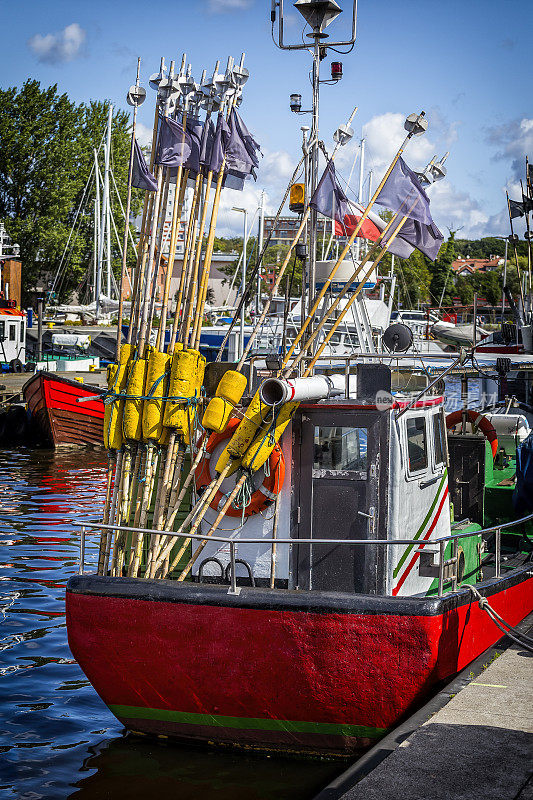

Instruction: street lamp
[232,206,248,360]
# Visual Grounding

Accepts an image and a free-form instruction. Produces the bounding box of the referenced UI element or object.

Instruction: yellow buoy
[202,369,247,434]
[241,401,299,471]
[143,350,170,441]
[123,359,147,441]
[103,344,133,450]
[214,388,270,473]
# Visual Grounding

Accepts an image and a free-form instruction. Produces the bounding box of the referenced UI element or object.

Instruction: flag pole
[506,192,526,315]
[191,55,245,350]
[520,179,532,299]
[116,57,143,359]
[284,112,427,368]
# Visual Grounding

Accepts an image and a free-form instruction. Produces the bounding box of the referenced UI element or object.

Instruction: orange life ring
[446,409,498,459]
[195,416,285,518]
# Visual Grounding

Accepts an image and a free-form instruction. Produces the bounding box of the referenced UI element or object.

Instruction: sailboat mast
[356,137,365,260]
[104,104,113,301]
[94,148,102,309]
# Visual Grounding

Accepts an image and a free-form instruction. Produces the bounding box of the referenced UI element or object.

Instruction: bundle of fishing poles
[98,52,440,583]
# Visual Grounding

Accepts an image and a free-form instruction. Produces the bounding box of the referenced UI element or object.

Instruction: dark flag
[199,117,216,171]
[185,117,203,177]
[223,109,261,189]
[131,139,157,192]
[309,161,415,259]
[388,215,444,262]
[509,198,526,218]
[208,113,230,175]
[375,156,433,225]
[155,116,193,168]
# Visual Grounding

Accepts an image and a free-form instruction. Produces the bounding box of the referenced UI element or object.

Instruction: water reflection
[0,448,341,799]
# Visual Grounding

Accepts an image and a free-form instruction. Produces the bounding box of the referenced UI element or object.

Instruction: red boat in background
[23,371,105,447]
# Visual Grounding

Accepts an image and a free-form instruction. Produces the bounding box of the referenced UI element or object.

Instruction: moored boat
[66,363,533,757]
[23,371,104,447]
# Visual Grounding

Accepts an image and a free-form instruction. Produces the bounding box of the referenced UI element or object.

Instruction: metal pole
[473,292,478,344]
[94,148,102,311]
[438,539,445,596]
[307,37,321,342]
[356,138,365,261]
[104,105,113,301]
[502,237,508,321]
[240,210,247,360]
[495,528,501,578]
[256,191,264,315]
[79,526,85,575]
[37,296,43,362]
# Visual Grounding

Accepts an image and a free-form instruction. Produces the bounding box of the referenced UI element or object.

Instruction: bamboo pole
[151,460,232,576]
[304,212,413,375]
[97,453,116,574]
[174,473,248,581]
[285,211,403,375]
[184,171,214,345]
[282,126,412,369]
[116,57,141,360]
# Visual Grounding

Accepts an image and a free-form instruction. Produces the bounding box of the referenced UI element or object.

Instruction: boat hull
[23,371,104,447]
[66,568,533,757]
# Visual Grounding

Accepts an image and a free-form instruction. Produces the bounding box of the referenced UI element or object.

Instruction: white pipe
[260,373,356,406]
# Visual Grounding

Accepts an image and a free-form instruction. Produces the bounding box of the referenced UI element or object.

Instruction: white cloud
[208,0,253,12]
[135,123,153,149]
[486,117,533,182]
[28,22,86,64]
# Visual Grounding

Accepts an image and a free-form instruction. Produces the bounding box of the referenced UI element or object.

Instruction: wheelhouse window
[406,416,427,472]
[433,413,446,466]
[9,324,16,342]
[314,426,367,472]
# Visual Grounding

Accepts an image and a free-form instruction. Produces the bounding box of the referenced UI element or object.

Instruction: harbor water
[0,379,482,798]
[0,447,340,799]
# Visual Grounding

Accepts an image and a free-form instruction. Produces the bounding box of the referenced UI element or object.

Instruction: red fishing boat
[23,371,105,447]
[66,367,533,757]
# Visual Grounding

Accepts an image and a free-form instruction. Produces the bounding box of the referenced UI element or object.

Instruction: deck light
[331,61,343,80]
[290,93,302,113]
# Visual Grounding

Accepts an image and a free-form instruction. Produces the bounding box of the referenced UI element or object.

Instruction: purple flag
[310,161,414,259]
[385,215,444,262]
[155,116,193,168]
[131,139,157,192]
[375,156,433,225]
[184,117,202,176]
[207,113,229,175]
[224,109,260,179]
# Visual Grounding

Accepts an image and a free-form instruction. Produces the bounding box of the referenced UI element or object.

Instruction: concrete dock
[315,616,533,800]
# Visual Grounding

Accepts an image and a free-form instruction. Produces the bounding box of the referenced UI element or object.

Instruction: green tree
[429,231,455,307]
[0,80,140,304]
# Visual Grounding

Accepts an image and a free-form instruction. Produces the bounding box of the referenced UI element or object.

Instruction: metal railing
[75,511,533,597]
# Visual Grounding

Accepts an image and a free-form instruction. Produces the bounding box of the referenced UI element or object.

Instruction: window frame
[431,410,448,471]
[403,413,429,479]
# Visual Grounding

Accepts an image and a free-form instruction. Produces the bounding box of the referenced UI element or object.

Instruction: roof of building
[451,257,503,274]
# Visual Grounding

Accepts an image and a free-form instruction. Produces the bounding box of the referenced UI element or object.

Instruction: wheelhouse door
[295,409,384,593]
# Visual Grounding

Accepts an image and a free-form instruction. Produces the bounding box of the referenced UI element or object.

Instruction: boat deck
[315,614,533,800]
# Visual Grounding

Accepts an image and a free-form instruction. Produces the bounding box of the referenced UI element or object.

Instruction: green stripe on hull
[393,472,447,578]
[109,704,385,739]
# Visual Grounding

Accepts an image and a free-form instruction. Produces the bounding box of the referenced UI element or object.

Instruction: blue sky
[2,0,532,239]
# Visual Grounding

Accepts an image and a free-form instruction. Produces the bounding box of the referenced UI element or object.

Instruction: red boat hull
[23,371,104,447]
[66,569,533,757]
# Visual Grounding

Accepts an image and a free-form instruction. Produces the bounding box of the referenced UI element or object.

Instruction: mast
[94,148,102,308]
[256,190,265,314]
[272,0,358,357]
[96,104,113,319]
[356,137,365,260]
